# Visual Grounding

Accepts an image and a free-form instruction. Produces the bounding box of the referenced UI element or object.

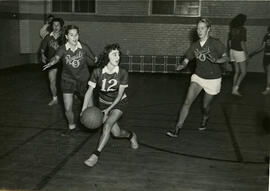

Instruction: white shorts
[191,74,221,95]
[230,49,247,63]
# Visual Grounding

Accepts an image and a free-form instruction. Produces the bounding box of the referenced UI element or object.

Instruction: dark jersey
[229,26,247,51]
[56,42,94,82]
[88,66,128,104]
[263,33,270,55]
[185,37,226,79]
[40,33,63,60]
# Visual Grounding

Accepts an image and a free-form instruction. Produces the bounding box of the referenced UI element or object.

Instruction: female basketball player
[250,26,270,95]
[40,17,64,106]
[81,43,139,167]
[43,25,97,132]
[228,14,248,96]
[166,18,229,138]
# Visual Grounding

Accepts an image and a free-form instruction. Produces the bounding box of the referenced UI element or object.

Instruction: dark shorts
[61,78,88,96]
[98,98,128,114]
[263,55,270,66]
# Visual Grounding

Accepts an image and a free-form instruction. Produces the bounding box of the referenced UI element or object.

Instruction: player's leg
[262,61,270,95]
[84,109,122,167]
[232,62,241,96]
[48,68,58,106]
[236,61,247,93]
[199,93,215,130]
[166,82,202,137]
[63,93,76,130]
[111,122,139,149]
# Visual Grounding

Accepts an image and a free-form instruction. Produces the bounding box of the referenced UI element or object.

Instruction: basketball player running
[166,18,229,137]
[250,26,270,95]
[81,43,139,167]
[43,25,97,133]
[40,17,64,106]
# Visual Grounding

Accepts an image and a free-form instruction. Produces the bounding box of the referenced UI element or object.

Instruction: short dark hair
[230,13,247,28]
[51,18,64,27]
[65,25,79,35]
[47,14,54,19]
[97,43,121,68]
[197,18,212,28]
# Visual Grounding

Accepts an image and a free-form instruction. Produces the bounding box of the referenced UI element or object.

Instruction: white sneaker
[48,99,58,106]
[130,132,139,149]
[84,154,98,167]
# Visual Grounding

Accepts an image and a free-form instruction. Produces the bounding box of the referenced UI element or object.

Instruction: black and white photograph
[0,0,270,190]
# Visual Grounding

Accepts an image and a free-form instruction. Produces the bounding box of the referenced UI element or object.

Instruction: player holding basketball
[43,25,97,132]
[40,17,64,106]
[166,18,229,138]
[81,43,139,167]
[250,26,270,95]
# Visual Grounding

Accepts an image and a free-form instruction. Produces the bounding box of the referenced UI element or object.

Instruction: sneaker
[262,88,270,95]
[130,132,139,149]
[198,116,209,131]
[48,99,58,106]
[84,154,98,167]
[166,128,180,138]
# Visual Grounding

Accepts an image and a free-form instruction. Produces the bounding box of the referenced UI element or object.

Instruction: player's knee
[111,130,120,137]
[110,131,119,138]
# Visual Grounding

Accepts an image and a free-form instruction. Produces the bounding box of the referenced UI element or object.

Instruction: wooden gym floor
[0,64,269,191]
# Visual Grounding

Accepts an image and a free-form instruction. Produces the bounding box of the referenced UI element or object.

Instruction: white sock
[52,96,57,101]
[69,124,76,130]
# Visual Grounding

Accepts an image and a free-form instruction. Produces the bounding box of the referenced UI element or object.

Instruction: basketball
[81,106,103,129]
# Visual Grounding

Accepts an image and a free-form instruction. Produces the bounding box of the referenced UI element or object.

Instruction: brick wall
[5,0,270,72]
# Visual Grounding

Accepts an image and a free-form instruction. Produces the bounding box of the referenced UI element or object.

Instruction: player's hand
[94,56,98,63]
[80,109,85,116]
[41,55,47,64]
[176,62,187,71]
[42,63,52,71]
[102,110,109,122]
[206,54,217,63]
[249,52,256,58]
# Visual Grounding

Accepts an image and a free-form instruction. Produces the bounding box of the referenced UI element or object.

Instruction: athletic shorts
[191,74,221,95]
[230,49,247,63]
[98,97,128,114]
[263,55,270,66]
[61,78,88,96]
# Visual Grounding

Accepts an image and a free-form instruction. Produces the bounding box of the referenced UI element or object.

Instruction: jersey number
[101,79,117,91]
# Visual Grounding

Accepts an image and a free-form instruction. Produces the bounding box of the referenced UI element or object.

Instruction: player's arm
[176,58,189,71]
[40,49,47,64]
[241,41,249,57]
[250,41,265,58]
[81,86,94,115]
[215,52,229,64]
[42,55,60,70]
[40,37,48,64]
[84,43,98,66]
[207,52,228,64]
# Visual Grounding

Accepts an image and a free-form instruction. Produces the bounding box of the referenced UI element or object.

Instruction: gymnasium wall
[1,0,270,72]
[0,0,21,69]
